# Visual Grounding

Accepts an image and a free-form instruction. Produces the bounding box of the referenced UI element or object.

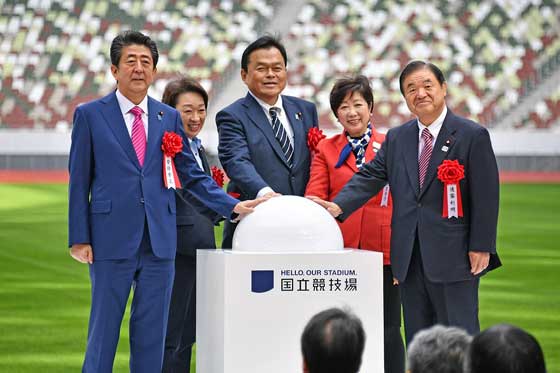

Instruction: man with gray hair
[407,325,472,373]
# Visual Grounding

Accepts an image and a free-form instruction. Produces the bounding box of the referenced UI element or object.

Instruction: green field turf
[0,183,559,372]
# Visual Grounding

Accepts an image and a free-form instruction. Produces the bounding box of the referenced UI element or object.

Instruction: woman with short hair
[305,75,405,373]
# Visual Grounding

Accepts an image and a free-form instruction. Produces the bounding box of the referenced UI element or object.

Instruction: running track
[1,170,559,184]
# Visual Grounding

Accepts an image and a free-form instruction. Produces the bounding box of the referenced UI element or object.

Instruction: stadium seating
[285,0,560,130]
[0,0,274,129]
[0,0,558,131]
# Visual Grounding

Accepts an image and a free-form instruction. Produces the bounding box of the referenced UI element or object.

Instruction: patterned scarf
[335,124,372,169]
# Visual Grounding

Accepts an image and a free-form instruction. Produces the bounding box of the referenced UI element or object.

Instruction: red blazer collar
[333,127,385,172]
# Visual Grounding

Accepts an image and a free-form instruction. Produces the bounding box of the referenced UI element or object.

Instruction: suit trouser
[221,220,236,249]
[383,265,405,373]
[83,224,175,373]
[400,238,480,345]
[163,252,196,373]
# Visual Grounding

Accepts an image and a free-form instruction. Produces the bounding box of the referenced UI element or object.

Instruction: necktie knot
[422,128,433,142]
[269,107,280,119]
[130,106,143,118]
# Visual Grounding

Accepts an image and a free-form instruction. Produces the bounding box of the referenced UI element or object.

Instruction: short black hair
[399,60,445,95]
[161,76,209,109]
[301,308,365,373]
[467,324,546,373]
[110,30,159,67]
[241,35,288,71]
[330,75,374,118]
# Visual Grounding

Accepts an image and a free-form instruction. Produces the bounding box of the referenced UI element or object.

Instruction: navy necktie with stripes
[269,107,293,167]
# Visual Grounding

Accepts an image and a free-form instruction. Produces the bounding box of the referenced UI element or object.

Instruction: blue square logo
[251,270,274,293]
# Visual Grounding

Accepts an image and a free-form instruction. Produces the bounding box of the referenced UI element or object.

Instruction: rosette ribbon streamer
[437,159,465,218]
[161,131,183,189]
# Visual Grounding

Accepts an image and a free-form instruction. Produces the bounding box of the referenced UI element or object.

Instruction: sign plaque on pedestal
[197,249,383,372]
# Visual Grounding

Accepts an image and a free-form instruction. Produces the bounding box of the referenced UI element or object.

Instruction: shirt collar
[115,89,149,116]
[417,105,447,138]
[249,90,284,114]
[189,136,201,150]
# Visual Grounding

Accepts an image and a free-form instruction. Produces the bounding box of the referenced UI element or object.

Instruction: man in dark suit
[310,61,500,344]
[161,77,221,372]
[68,31,258,373]
[216,35,319,247]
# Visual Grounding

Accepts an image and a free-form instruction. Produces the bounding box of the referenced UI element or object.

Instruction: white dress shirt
[249,91,295,198]
[249,91,294,146]
[188,137,204,171]
[417,105,447,159]
[115,89,149,139]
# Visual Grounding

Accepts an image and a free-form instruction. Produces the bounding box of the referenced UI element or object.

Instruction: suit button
[417,202,422,207]
[140,198,145,204]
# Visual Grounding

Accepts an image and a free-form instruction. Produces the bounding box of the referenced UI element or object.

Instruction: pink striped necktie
[418,127,433,188]
[130,106,146,167]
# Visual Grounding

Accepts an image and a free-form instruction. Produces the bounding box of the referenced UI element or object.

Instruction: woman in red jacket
[305,75,404,373]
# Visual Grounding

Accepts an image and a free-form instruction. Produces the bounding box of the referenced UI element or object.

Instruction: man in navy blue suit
[216,35,319,248]
[68,31,259,373]
[310,61,501,345]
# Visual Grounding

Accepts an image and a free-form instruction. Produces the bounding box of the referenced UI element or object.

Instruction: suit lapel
[283,97,305,170]
[101,92,141,170]
[334,134,359,172]
[402,121,421,197]
[419,111,457,198]
[145,98,163,168]
[199,145,211,175]
[244,93,290,168]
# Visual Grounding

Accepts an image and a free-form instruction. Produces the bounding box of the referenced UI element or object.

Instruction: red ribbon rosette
[210,166,240,198]
[307,127,326,154]
[211,166,225,188]
[437,159,465,218]
[161,131,183,189]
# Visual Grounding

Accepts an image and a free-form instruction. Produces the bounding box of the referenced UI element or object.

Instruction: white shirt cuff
[257,186,274,198]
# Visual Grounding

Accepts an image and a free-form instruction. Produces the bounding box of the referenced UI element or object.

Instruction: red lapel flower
[161,131,183,157]
[307,127,326,154]
[437,159,465,218]
[437,159,465,183]
[161,131,183,189]
[211,166,225,188]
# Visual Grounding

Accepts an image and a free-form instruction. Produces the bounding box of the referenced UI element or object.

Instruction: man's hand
[263,191,282,198]
[233,196,270,216]
[306,196,342,217]
[70,244,93,264]
[469,251,490,275]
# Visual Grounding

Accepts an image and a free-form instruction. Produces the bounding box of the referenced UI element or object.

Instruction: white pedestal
[197,249,383,373]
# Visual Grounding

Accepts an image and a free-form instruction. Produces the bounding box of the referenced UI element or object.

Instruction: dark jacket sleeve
[334,132,390,221]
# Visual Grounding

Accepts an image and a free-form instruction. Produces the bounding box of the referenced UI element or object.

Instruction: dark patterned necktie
[418,128,433,188]
[269,107,293,167]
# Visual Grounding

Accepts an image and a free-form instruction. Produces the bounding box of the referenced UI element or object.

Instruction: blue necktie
[269,107,294,167]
